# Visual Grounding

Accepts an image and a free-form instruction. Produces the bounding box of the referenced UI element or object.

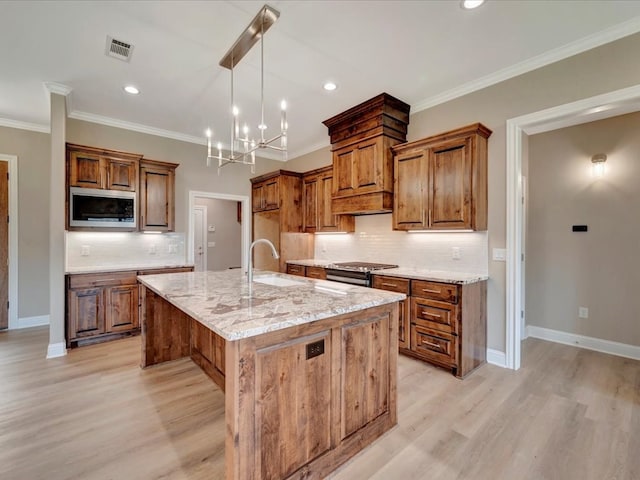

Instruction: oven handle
[326,274,370,287]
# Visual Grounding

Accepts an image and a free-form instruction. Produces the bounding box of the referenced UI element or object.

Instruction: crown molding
[44,82,72,96]
[413,16,640,113]
[0,117,50,133]
[68,110,208,145]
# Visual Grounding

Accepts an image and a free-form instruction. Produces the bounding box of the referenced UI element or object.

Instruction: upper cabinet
[139,159,178,232]
[252,176,280,212]
[323,93,410,215]
[250,170,303,231]
[392,123,492,231]
[303,166,354,233]
[68,143,141,191]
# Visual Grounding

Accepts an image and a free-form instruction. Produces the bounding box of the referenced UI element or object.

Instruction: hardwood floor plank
[1,327,638,480]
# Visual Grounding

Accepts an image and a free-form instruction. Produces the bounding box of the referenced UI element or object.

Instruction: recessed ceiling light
[124,85,139,95]
[323,82,337,91]
[461,0,485,9]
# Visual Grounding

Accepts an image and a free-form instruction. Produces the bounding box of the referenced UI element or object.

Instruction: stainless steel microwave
[69,187,137,229]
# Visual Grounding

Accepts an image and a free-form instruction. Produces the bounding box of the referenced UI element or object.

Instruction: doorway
[0,154,17,330]
[505,84,640,370]
[192,205,207,272]
[187,191,250,272]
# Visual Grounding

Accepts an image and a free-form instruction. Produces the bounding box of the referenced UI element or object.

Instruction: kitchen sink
[253,275,306,287]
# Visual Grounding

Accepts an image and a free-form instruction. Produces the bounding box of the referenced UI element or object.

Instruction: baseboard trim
[526,325,640,361]
[15,315,50,329]
[487,348,507,368]
[46,342,67,359]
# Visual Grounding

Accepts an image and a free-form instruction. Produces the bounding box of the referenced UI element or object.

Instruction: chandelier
[206,4,287,174]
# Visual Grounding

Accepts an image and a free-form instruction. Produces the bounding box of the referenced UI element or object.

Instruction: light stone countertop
[372,268,488,285]
[66,264,195,275]
[286,259,334,267]
[137,270,405,341]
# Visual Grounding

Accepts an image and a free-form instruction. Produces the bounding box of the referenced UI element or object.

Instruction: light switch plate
[208,241,216,247]
[452,247,461,260]
[80,245,90,256]
[578,307,589,319]
[493,248,506,261]
[208,225,216,232]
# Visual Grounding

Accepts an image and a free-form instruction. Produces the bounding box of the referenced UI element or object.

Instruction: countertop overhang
[137,270,405,341]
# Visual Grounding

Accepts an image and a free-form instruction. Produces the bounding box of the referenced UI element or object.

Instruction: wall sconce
[591,153,607,178]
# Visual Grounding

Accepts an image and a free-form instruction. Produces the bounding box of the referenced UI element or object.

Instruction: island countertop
[137,270,405,341]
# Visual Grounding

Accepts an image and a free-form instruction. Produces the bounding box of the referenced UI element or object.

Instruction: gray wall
[526,112,640,346]
[0,126,50,319]
[194,197,242,271]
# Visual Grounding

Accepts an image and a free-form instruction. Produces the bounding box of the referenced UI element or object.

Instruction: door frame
[187,191,250,272]
[505,83,640,370]
[0,154,18,329]
[192,204,208,272]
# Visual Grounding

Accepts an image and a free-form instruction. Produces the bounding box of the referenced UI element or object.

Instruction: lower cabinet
[66,266,193,347]
[286,263,328,280]
[373,275,486,378]
[286,263,305,276]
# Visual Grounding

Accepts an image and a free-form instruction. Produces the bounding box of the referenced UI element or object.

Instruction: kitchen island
[137,270,405,480]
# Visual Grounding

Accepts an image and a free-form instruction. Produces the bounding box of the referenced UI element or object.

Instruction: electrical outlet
[149,244,157,255]
[168,243,177,254]
[578,307,589,319]
[452,247,461,260]
[80,245,90,256]
[208,225,216,232]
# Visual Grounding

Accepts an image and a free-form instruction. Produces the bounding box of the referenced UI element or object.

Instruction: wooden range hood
[323,93,410,215]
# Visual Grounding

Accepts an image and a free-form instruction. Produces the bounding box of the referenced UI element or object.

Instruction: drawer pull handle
[422,340,441,349]
[422,311,441,318]
[381,282,398,287]
[422,288,440,294]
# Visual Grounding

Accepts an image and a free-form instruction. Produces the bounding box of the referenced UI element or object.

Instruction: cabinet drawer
[68,271,138,289]
[411,298,458,335]
[305,266,326,280]
[372,275,410,294]
[410,325,457,366]
[411,280,458,303]
[286,264,305,277]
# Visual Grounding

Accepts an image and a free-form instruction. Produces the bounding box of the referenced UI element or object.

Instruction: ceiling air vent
[105,36,134,62]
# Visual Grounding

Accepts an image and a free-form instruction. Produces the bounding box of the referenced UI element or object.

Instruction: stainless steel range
[325,262,398,287]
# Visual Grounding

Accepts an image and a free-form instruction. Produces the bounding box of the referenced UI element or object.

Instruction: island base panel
[225,303,398,480]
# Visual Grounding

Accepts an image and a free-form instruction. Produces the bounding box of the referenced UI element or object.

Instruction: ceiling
[2,1,640,160]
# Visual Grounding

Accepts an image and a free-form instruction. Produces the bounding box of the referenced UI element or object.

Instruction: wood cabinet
[251,170,313,272]
[372,275,410,350]
[392,123,492,231]
[66,266,193,347]
[286,263,327,280]
[323,93,410,214]
[139,159,177,232]
[252,177,279,212]
[67,143,140,191]
[303,166,354,233]
[373,274,486,378]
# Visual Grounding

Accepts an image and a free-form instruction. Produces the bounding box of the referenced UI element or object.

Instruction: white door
[193,206,207,272]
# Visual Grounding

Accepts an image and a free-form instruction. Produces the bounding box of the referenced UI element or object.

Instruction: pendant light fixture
[206,4,287,175]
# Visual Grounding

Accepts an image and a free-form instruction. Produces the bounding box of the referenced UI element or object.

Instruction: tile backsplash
[314,214,488,275]
[66,231,187,270]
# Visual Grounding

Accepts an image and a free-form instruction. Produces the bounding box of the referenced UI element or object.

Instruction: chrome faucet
[247,238,280,296]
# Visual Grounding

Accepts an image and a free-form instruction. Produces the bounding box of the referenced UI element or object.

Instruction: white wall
[526,112,640,346]
[315,214,488,275]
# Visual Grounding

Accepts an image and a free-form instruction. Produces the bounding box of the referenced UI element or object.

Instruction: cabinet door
[252,184,264,212]
[333,147,355,197]
[303,174,318,232]
[263,179,279,210]
[68,287,105,339]
[393,149,428,230]
[371,275,410,349]
[256,331,332,479]
[140,165,174,231]
[428,136,472,229]
[353,137,382,193]
[106,157,138,191]
[69,151,104,189]
[105,284,139,333]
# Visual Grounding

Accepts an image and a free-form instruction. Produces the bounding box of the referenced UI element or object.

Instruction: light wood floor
[1,327,638,480]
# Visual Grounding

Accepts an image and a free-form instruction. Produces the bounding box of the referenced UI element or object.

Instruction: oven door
[325,269,371,287]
